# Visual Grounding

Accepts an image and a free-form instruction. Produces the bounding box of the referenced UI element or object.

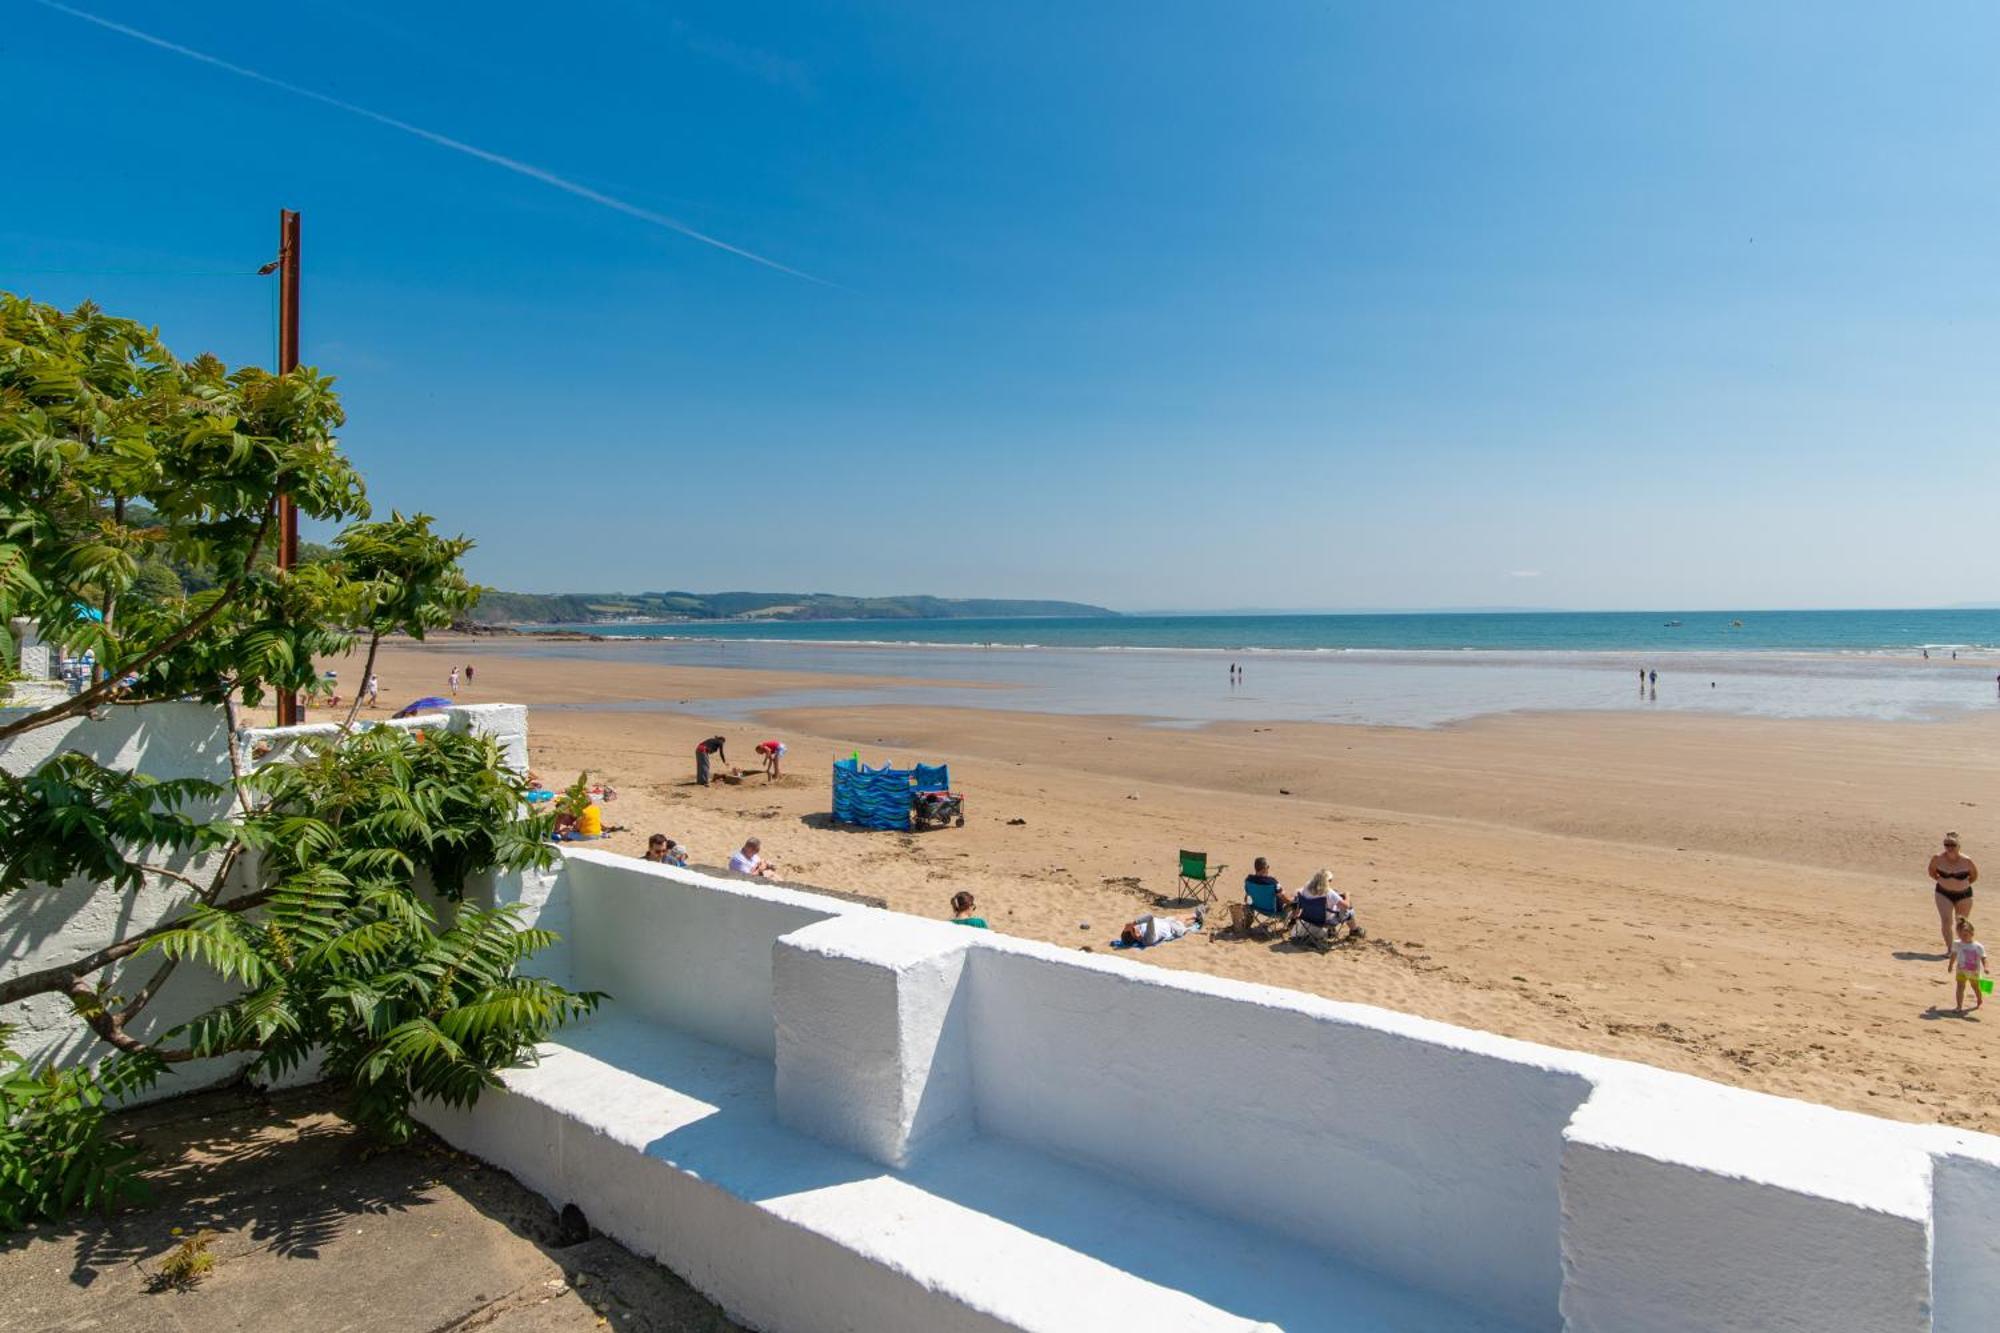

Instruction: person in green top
[949,891,989,929]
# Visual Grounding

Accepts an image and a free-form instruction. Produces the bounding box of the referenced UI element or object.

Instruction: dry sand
[348,640,2000,1132]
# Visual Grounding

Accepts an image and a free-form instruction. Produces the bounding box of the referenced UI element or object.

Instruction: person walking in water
[1930,832,1979,953]
[1647,669,1658,691]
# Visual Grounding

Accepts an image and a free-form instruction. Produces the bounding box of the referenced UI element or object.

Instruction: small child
[1950,917,1987,1013]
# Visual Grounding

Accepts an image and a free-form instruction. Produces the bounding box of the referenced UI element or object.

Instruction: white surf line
[32,0,838,288]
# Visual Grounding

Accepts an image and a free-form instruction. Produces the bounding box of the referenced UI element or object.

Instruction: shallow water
[488,637,2000,729]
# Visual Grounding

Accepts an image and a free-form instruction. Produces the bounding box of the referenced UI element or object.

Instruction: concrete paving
[0,1084,741,1333]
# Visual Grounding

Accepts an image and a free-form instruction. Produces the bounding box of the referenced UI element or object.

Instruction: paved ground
[0,1084,742,1333]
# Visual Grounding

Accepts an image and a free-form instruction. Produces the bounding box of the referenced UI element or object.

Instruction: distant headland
[467,590,1117,626]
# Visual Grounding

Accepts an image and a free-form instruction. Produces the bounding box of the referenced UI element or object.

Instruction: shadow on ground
[0,1084,741,1333]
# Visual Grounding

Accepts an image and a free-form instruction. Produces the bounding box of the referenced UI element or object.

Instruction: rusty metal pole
[275,208,302,726]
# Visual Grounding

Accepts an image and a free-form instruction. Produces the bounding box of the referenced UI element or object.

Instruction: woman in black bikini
[1930,832,1978,952]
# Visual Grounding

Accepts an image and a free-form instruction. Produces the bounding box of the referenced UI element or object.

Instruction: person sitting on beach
[1291,868,1363,942]
[695,736,729,786]
[1951,917,1987,1013]
[1231,857,1291,933]
[643,834,689,866]
[575,799,604,838]
[1119,906,1206,947]
[728,837,777,879]
[949,891,988,929]
[756,739,787,781]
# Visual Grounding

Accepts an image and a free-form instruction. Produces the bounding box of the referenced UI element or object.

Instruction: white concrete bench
[423,1014,1524,1332]
[434,853,2000,1331]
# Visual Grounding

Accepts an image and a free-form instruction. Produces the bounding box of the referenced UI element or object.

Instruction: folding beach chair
[1233,876,1291,938]
[1177,850,1226,903]
[1289,892,1359,951]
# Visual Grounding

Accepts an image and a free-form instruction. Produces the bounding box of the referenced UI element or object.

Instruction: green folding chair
[1177,850,1226,903]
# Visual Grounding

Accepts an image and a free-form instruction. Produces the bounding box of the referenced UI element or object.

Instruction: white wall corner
[1559,1076,1934,1332]
[772,914,977,1168]
[1930,1142,2000,1328]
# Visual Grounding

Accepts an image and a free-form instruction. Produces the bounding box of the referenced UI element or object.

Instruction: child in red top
[756,739,786,781]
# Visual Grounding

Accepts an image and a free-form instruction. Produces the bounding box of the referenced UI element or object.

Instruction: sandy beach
[344,639,2000,1132]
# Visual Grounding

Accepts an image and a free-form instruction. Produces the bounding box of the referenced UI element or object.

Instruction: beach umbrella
[391,696,454,718]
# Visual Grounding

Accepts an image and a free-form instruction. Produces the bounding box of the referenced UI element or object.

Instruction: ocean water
[538,608,2000,655]
[486,609,2000,730]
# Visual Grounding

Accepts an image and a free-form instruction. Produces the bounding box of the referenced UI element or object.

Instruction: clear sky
[9,1,1995,611]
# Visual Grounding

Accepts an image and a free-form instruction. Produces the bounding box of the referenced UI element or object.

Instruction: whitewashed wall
[497,855,2000,1332]
[0,701,529,1096]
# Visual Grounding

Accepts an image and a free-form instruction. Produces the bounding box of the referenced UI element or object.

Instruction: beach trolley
[832,757,966,832]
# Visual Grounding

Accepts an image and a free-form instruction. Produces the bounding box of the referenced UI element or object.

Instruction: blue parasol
[391,696,454,719]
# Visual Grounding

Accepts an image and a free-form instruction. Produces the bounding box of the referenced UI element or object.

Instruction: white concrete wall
[0,702,251,1093]
[547,860,2000,1331]
[963,937,1591,1329]
[560,849,858,1059]
[0,700,533,1095]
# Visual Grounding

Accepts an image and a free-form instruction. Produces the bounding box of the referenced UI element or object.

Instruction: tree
[0,294,598,1224]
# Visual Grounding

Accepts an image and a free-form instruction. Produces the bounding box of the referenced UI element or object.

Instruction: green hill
[468,590,1115,625]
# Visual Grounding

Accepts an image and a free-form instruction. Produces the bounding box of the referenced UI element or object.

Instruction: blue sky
[9,1,1995,611]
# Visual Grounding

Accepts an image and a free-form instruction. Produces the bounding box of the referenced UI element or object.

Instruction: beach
[347,638,2000,1132]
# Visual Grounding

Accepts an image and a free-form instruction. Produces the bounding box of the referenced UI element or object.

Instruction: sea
[488,609,2000,730]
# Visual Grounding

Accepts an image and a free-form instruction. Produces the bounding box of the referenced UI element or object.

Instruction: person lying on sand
[1119,906,1206,947]
[728,837,778,879]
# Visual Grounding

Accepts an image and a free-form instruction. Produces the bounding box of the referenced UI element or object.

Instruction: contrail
[32,0,834,286]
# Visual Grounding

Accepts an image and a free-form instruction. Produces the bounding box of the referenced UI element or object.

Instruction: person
[1119,906,1206,947]
[448,665,460,696]
[365,673,379,708]
[575,799,604,838]
[1232,857,1290,933]
[1638,667,1645,689]
[1924,648,1930,660]
[949,891,989,929]
[464,663,475,684]
[1291,868,1362,941]
[756,739,787,781]
[644,834,689,867]
[1951,918,1987,1013]
[1931,832,1979,951]
[1994,671,1999,697]
[694,735,728,786]
[1648,669,1657,689]
[728,837,777,878]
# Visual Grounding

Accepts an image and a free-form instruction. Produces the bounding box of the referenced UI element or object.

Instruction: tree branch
[120,842,245,1022]
[132,862,204,892]
[67,981,198,1062]
[0,885,272,1007]
[0,511,272,744]
[221,691,257,818]
[340,630,382,733]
